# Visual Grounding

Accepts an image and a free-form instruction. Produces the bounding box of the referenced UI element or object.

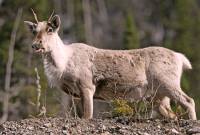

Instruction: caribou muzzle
[32,43,44,53]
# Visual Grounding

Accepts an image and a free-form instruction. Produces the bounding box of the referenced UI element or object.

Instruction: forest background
[0,0,200,121]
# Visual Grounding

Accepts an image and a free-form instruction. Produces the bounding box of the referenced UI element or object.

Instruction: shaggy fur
[25,15,196,120]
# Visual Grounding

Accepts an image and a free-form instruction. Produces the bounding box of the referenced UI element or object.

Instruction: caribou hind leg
[168,88,196,120]
[159,96,177,119]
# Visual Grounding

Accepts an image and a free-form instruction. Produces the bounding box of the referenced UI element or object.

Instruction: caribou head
[24,9,61,53]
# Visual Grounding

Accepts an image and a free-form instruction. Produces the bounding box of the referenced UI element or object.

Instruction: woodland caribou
[24,10,196,120]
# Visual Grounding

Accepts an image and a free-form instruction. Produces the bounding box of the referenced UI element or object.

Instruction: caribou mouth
[34,48,45,53]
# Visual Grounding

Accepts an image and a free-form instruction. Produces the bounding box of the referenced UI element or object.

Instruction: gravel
[0,117,200,135]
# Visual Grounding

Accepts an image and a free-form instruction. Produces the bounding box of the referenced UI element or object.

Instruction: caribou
[24,10,196,120]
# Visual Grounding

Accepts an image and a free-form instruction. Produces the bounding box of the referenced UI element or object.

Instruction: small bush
[111,99,134,117]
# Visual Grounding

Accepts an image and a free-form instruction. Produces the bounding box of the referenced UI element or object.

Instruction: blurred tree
[171,0,200,96]
[82,0,93,45]
[73,0,85,42]
[123,12,140,49]
[173,0,195,56]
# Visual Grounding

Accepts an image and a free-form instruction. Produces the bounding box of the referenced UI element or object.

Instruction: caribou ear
[24,21,37,34]
[49,15,61,31]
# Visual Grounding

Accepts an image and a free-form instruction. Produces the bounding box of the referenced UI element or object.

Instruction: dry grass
[28,67,47,118]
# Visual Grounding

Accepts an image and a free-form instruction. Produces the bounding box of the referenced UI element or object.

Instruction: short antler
[31,8,39,23]
[48,10,55,22]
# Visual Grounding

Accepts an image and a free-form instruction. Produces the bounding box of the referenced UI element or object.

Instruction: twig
[37,106,46,117]
[34,67,41,113]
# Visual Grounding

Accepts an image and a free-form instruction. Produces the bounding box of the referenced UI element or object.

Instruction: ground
[1,117,200,135]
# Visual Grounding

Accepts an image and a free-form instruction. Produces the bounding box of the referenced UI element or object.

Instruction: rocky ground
[0,117,200,135]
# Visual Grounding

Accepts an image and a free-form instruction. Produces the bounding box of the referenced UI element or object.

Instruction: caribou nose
[32,43,40,50]
[31,44,35,49]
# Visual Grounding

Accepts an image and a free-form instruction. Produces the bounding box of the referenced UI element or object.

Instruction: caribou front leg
[80,85,95,119]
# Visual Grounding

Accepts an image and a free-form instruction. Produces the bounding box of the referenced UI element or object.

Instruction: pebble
[39,126,45,129]
[100,131,111,135]
[187,127,200,134]
[27,126,34,130]
[62,130,68,135]
[101,125,106,131]
[171,128,179,134]
[62,125,67,130]
[49,132,54,135]
[44,123,52,128]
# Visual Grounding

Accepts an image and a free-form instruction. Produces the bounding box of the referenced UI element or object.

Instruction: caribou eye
[32,30,37,35]
[47,27,53,33]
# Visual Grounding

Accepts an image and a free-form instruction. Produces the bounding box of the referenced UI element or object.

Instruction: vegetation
[111,99,134,117]
[123,11,140,49]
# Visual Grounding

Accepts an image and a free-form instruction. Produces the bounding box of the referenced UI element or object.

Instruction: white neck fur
[47,33,72,72]
[43,33,72,86]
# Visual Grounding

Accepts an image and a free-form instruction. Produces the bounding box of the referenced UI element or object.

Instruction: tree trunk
[97,0,108,25]
[66,0,75,28]
[82,0,93,45]
[1,8,22,124]
[95,0,110,48]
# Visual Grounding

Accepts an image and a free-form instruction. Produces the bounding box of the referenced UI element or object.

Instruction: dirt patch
[0,117,200,135]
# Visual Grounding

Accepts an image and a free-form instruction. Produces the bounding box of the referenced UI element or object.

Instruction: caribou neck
[43,33,73,74]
